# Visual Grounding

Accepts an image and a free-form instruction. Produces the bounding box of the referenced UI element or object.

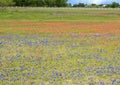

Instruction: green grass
[0,8,120,22]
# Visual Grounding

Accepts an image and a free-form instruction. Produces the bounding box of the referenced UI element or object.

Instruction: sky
[68,0,120,5]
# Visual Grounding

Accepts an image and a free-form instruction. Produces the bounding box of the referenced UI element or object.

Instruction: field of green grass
[0,8,120,22]
[0,8,120,85]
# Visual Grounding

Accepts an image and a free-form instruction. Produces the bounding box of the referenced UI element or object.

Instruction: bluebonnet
[0,41,2,44]
[20,66,24,71]
[112,79,116,84]
[100,81,105,85]
[0,61,2,66]
[118,66,120,70]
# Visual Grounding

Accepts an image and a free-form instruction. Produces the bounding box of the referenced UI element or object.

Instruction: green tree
[13,0,29,6]
[13,0,68,7]
[111,2,119,8]
[44,0,56,7]
[0,0,14,7]
[73,3,85,7]
[56,0,68,7]
[106,2,119,8]
[36,0,46,7]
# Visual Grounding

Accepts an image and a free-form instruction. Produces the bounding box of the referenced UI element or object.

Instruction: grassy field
[0,8,120,85]
[0,8,120,22]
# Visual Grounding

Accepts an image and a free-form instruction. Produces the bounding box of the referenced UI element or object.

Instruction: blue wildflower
[112,79,116,84]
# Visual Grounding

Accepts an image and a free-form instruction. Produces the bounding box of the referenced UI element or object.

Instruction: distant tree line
[73,2,120,8]
[13,0,68,7]
[0,0,120,8]
[0,0,68,7]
